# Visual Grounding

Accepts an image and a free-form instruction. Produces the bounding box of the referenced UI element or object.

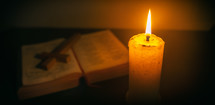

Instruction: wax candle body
[127,34,165,104]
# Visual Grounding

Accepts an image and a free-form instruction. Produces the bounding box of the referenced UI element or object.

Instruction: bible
[18,30,129,100]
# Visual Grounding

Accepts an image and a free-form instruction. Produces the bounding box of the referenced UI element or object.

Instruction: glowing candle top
[129,9,164,47]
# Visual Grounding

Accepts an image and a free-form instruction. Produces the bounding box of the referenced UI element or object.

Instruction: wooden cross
[36,34,81,70]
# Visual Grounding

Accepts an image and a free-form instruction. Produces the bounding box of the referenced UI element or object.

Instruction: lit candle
[127,9,165,104]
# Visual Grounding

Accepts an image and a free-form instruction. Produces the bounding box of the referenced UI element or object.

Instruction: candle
[127,9,165,104]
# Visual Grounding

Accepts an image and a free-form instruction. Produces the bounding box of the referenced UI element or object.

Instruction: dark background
[1,0,215,105]
[1,0,215,30]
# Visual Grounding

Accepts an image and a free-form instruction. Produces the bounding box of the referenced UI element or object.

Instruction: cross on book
[19,30,129,100]
[36,34,81,70]
[37,52,71,70]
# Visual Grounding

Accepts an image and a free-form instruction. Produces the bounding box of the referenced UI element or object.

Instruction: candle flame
[145,9,151,34]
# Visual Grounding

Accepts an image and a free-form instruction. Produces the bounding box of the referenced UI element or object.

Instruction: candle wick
[146,35,150,41]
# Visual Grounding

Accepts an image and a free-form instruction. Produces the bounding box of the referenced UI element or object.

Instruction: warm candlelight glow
[128,9,165,104]
[145,9,151,34]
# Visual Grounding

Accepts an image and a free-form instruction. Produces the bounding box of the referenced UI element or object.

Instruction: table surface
[1,27,215,105]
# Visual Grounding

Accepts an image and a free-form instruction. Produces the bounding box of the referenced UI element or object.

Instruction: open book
[18,30,129,100]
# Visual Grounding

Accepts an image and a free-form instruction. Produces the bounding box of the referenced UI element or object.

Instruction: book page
[73,30,128,73]
[22,38,82,86]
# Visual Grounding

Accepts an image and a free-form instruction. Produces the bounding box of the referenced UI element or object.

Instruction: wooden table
[1,27,215,105]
